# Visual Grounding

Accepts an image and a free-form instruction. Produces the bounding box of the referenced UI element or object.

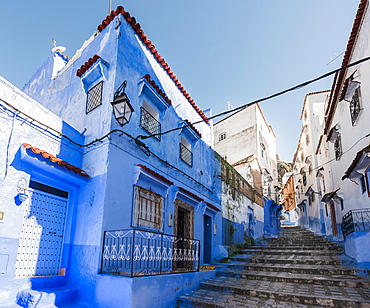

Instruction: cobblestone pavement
[176,227,370,307]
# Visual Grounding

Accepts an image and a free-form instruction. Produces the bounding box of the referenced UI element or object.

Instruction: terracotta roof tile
[22,143,90,179]
[184,119,202,138]
[204,201,221,212]
[324,0,368,134]
[178,186,204,202]
[97,6,209,124]
[137,164,174,185]
[76,54,101,77]
[143,74,172,105]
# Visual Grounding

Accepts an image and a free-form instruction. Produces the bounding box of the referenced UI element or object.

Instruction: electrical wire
[221,132,370,188]
[0,99,211,192]
[2,55,370,191]
[138,55,370,140]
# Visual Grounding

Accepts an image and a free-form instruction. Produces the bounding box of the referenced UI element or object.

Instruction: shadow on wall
[264,199,282,237]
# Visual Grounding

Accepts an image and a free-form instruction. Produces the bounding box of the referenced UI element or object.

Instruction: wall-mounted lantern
[111,80,134,126]
[17,178,28,203]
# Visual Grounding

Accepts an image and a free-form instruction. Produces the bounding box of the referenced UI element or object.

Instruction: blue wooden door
[203,215,212,263]
[15,189,68,277]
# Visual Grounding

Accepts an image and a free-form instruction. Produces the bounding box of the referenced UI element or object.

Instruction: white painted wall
[213,104,278,200]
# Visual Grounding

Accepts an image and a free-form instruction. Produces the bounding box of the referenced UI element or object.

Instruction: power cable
[138,55,370,140]
[2,56,370,191]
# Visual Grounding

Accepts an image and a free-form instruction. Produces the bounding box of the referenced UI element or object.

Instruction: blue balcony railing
[100,228,200,277]
[342,208,370,238]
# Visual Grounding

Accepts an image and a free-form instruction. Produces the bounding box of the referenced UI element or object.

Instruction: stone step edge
[200,281,370,306]
[242,247,342,254]
[228,263,365,274]
[232,257,342,265]
[217,269,370,287]
[247,246,342,250]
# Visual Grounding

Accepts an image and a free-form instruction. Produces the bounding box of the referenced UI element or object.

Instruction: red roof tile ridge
[184,119,202,138]
[22,143,90,179]
[324,0,368,134]
[178,186,204,201]
[204,201,221,212]
[97,6,209,124]
[142,74,172,106]
[76,54,101,77]
[137,164,174,185]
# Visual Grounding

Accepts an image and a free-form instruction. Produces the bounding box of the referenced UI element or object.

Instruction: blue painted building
[0,6,222,307]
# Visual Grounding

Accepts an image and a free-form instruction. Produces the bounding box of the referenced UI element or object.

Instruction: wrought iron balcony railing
[342,208,370,238]
[180,143,193,167]
[140,107,161,140]
[100,228,200,277]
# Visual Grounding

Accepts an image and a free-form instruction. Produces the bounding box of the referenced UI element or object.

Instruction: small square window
[180,137,193,167]
[219,132,226,141]
[86,81,103,114]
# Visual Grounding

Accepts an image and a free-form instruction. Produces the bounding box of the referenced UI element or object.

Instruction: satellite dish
[52,46,66,53]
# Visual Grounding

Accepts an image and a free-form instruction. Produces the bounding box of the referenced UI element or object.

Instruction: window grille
[134,186,163,229]
[334,134,342,161]
[86,81,103,114]
[350,87,361,126]
[219,132,226,141]
[180,143,193,167]
[140,107,161,140]
[360,175,367,194]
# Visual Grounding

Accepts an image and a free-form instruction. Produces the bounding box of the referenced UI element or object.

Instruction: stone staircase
[177,226,370,307]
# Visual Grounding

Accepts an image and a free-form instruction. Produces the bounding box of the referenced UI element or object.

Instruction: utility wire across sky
[1,56,370,190]
[138,55,370,140]
[1,56,370,151]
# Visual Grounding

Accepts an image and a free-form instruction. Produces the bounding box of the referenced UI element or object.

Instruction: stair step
[242,248,341,256]
[228,262,367,276]
[177,227,370,307]
[178,290,325,308]
[218,269,370,287]
[249,244,342,250]
[16,287,78,307]
[232,254,342,265]
[199,276,370,307]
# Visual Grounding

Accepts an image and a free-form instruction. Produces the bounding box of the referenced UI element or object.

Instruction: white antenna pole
[109,0,112,13]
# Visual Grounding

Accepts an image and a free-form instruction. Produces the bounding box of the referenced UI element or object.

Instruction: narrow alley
[178,227,370,307]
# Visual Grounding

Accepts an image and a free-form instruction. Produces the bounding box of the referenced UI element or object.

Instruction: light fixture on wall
[17,178,28,203]
[111,80,134,126]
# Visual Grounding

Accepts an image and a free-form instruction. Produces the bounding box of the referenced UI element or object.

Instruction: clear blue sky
[0,1,359,162]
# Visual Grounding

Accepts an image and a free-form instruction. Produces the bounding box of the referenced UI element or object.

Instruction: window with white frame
[134,186,163,229]
[140,100,161,140]
[180,136,193,167]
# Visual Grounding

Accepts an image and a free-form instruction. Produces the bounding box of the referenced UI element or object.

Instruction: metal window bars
[86,81,103,114]
[100,228,200,277]
[342,208,370,238]
[179,143,193,167]
[140,107,161,140]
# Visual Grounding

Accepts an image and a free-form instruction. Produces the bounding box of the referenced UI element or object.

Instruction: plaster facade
[292,91,329,234]
[294,0,370,264]
[321,0,370,262]
[0,7,223,307]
